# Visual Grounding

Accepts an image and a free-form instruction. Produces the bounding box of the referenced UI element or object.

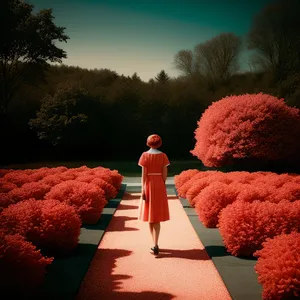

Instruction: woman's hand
[141,190,147,201]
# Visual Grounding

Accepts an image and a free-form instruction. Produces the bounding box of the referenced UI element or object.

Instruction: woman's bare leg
[149,223,155,243]
[153,222,161,247]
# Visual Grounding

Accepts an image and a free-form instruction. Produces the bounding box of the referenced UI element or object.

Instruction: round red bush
[194,182,243,227]
[190,93,300,167]
[0,169,13,178]
[76,175,118,200]
[174,169,200,190]
[254,232,300,300]
[0,179,17,193]
[177,171,218,198]
[0,230,53,297]
[3,170,32,187]
[45,180,107,224]
[218,200,300,257]
[186,172,233,206]
[7,181,51,204]
[0,192,15,212]
[0,199,81,256]
[39,174,64,187]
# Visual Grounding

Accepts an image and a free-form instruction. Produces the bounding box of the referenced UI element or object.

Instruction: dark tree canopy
[29,82,88,146]
[248,0,300,81]
[0,0,69,115]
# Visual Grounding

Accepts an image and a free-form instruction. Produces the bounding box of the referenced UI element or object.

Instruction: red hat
[147,134,162,149]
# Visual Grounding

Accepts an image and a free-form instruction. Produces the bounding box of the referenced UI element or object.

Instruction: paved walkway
[76,179,232,300]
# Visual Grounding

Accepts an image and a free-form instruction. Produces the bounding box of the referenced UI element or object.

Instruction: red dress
[137,151,170,223]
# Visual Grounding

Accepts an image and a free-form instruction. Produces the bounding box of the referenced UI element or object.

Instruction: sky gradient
[28,0,273,82]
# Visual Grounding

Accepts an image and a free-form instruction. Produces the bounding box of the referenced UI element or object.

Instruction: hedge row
[0,165,123,296]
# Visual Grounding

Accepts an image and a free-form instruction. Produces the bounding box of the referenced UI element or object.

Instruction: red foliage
[0,169,13,178]
[0,193,15,213]
[273,182,300,202]
[194,182,243,227]
[218,200,300,257]
[236,183,274,203]
[174,169,200,190]
[0,199,81,256]
[7,181,51,204]
[45,180,107,224]
[0,179,17,192]
[177,171,216,198]
[254,232,300,300]
[76,175,118,200]
[3,170,33,187]
[190,93,300,167]
[186,172,233,206]
[0,230,53,297]
[39,174,64,187]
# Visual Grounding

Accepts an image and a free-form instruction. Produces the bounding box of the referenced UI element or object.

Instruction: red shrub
[218,200,300,257]
[108,169,123,190]
[236,183,274,203]
[190,93,300,167]
[0,169,13,178]
[194,182,244,227]
[186,172,233,206]
[39,174,64,187]
[7,181,51,204]
[77,175,118,200]
[0,179,17,193]
[56,170,78,181]
[254,232,300,300]
[3,170,32,187]
[0,199,81,255]
[0,193,15,212]
[0,230,53,297]
[93,168,114,185]
[174,169,200,190]
[45,180,107,224]
[177,171,218,198]
[225,171,261,184]
[28,168,52,181]
[272,182,300,202]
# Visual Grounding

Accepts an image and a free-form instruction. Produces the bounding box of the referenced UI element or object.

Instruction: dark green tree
[155,70,170,84]
[29,82,88,146]
[0,0,69,115]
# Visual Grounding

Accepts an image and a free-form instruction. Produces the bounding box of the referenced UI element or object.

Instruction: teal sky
[28,0,273,82]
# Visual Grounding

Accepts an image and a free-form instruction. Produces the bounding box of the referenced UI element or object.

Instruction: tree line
[0,0,299,164]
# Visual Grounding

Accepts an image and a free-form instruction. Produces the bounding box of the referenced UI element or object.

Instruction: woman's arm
[162,166,168,184]
[141,166,147,193]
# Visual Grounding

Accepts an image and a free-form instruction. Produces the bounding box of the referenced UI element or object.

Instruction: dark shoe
[150,246,159,255]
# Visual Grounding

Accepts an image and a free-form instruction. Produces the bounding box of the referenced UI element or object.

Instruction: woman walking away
[137,134,170,257]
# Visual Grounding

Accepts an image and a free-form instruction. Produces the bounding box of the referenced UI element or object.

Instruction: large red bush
[0,230,53,297]
[45,180,107,224]
[218,200,300,257]
[254,232,300,300]
[190,93,300,167]
[194,182,244,227]
[0,199,81,256]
